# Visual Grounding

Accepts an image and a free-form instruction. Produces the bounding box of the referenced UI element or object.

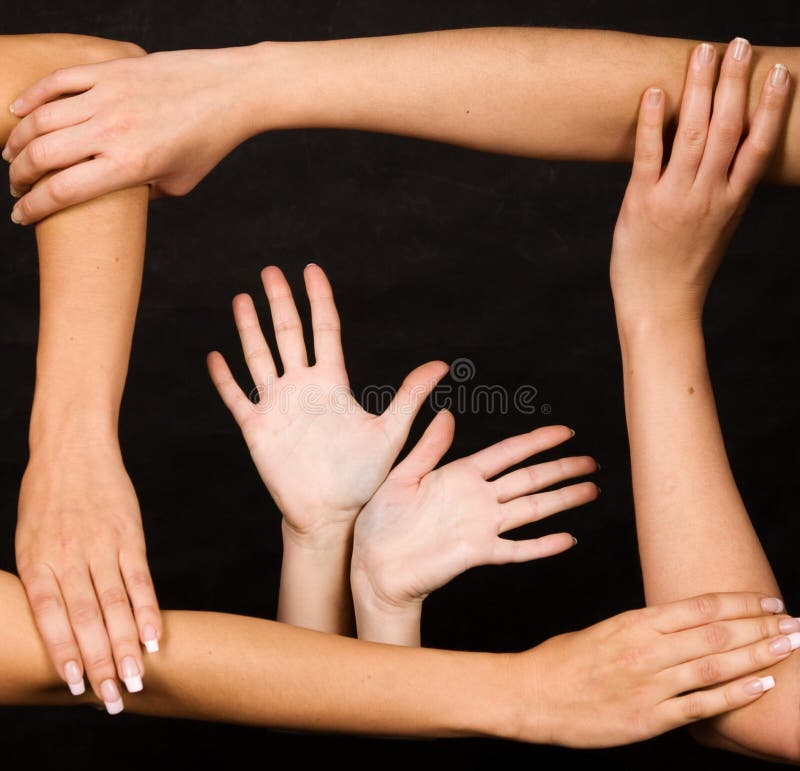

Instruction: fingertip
[769,63,790,90]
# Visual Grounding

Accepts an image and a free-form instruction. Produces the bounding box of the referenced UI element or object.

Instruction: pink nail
[698,43,715,65]
[142,624,159,653]
[64,660,85,696]
[647,88,662,107]
[100,679,124,715]
[778,618,800,634]
[121,656,143,693]
[744,675,775,695]
[731,37,750,62]
[761,597,785,613]
[771,64,789,87]
[10,208,21,225]
[9,101,20,115]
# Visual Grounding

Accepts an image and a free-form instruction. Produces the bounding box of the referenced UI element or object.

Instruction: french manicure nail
[778,618,800,634]
[142,624,159,653]
[761,597,785,613]
[744,675,775,695]
[121,656,143,693]
[771,64,789,87]
[698,43,715,65]
[100,679,124,715]
[64,660,85,696]
[647,87,662,106]
[732,37,750,62]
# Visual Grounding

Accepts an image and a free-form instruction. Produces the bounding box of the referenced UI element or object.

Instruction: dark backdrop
[1,2,798,768]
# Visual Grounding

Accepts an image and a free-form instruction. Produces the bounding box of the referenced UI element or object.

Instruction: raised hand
[207,264,447,632]
[351,415,598,644]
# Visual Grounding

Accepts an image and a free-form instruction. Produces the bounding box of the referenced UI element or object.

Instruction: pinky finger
[206,351,252,425]
[120,551,161,654]
[491,532,577,565]
[662,674,776,730]
[631,87,666,185]
[729,64,792,195]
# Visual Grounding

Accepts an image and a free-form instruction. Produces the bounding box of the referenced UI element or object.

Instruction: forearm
[618,316,799,760]
[252,28,800,184]
[0,571,515,739]
[278,522,355,635]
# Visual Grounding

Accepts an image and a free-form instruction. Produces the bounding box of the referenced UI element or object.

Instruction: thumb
[378,360,449,448]
[390,409,455,481]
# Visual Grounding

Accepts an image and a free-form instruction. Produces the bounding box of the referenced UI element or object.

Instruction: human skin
[611,41,800,761]
[351,417,597,646]
[3,28,800,224]
[1,568,799,745]
[0,34,159,712]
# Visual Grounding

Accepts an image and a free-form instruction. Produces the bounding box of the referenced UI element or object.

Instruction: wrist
[351,568,423,646]
[614,306,703,346]
[28,398,119,454]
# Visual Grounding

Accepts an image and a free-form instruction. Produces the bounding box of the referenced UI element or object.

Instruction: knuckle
[31,106,53,133]
[681,693,707,721]
[714,120,743,144]
[126,570,153,592]
[273,318,301,334]
[313,320,341,333]
[703,622,730,652]
[18,196,35,221]
[680,125,708,150]
[49,175,76,206]
[98,586,129,612]
[696,656,721,685]
[691,593,721,621]
[29,590,64,616]
[84,651,115,673]
[70,601,101,626]
[27,138,49,168]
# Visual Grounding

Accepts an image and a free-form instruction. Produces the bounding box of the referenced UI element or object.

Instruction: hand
[610,40,791,326]
[207,264,448,549]
[16,440,161,713]
[3,45,263,224]
[351,415,598,643]
[515,593,800,747]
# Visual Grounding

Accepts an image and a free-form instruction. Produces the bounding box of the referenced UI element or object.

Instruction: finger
[630,87,666,185]
[491,532,577,564]
[665,633,799,699]
[232,293,277,384]
[8,64,98,119]
[664,43,717,181]
[11,157,128,226]
[697,38,752,183]
[120,548,162,655]
[493,456,597,503]
[654,615,800,669]
[390,409,455,481]
[729,63,792,195]
[498,481,599,533]
[206,351,253,425]
[468,425,574,480]
[260,266,308,371]
[18,564,85,696]
[378,360,450,447]
[4,93,93,163]
[90,561,145,694]
[304,264,345,369]
[9,120,96,195]
[60,565,125,714]
[659,673,776,730]
[650,592,785,634]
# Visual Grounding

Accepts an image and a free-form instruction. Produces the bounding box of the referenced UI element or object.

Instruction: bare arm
[611,41,800,761]
[1,34,161,710]
[5,27,800,225]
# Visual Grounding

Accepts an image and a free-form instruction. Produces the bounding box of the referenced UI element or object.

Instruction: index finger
[651,592,784,634]
[8,63,98,118]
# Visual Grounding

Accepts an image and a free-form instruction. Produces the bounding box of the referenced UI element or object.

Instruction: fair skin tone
[612,41,800,762]
[0,569,798,744]
[207,264,448,633]
[352,416,597,646]
[2,28,800,225]
[0,34,159,713]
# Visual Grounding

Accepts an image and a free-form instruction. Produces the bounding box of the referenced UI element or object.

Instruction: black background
[1,1,798,768]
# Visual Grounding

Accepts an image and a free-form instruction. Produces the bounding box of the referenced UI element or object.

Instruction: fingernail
[771,64,789,87]
[761,597,785,613]
[732,37,750,62]
[306,262,318,267]
[778,618,800,634]
[647,87,662,106]
[595,462,602,471]
[569,428,576,437]
[10,185,20,198]
[100,679,124,715]
[1,146,10,162]
[744,675,776,695]
[572,536,578,546]
[10,207,21,225]
[64,660,85,696]
[9,100,21,115]
[143,624,159,653]
[698,43,715,65]
[121,656,143,693]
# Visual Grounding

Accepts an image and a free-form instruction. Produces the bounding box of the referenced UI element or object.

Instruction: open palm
[208,264,447,539]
